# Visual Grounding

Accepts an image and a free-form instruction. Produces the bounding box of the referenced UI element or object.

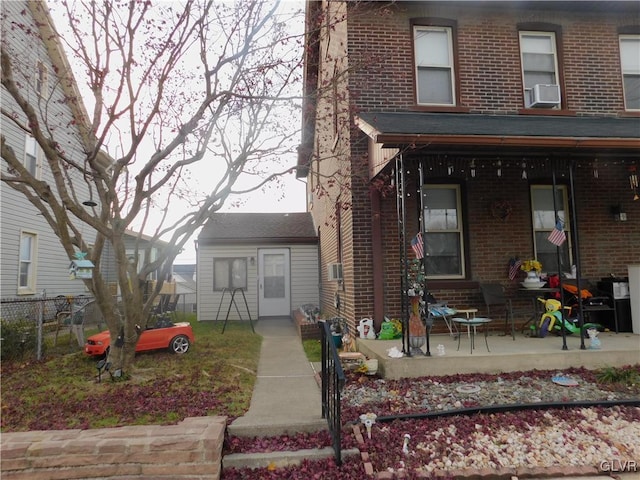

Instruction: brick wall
[347,2,633,115]
[0,416,226,480]
[307,2,639,332]
[376,156,640,326]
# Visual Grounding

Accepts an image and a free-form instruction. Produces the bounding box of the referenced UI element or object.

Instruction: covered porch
[357,330,639,379]
[357,111,639,356]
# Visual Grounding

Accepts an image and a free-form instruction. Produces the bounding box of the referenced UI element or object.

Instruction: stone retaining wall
[0,416,226,480]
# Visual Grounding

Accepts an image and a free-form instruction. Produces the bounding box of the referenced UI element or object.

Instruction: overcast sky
[47,1,308,265]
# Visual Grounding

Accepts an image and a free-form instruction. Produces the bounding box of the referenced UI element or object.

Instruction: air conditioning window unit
[327,263,343,281]
[528,84,560,108]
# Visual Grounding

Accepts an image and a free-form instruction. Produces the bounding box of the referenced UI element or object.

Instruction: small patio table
[454,308,478,338]
[452,317,492,354]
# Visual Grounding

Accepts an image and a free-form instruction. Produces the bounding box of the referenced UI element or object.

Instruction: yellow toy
[537,297,602,337]
[537,298,564,337]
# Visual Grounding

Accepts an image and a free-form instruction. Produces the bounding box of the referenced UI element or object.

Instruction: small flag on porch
[411,232,424,259]
[547,220,566,246]
[508,257,522,280]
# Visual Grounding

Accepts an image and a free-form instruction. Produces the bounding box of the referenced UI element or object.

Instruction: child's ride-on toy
[537,297,602,337]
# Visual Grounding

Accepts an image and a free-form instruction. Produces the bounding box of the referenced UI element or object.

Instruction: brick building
[297,1,640,336]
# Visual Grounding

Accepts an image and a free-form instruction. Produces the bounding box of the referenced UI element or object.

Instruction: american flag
[547,220,566,246]
[411,232,424,259]
[508,257,522,280]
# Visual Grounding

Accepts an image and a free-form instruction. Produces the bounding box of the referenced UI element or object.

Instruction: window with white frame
[24,135,39,177]
[519,31,560,108]
[35,60,48,97]
[530,185,572,275]
[214,258,247,291]
[414,26,455,106]
[19,232,37,293]
[422,185,465,278]
[619,35,640,111]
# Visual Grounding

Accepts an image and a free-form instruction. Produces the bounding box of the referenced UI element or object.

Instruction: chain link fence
[1,292,197,362]
[1,294,95,361]
[175,293,197,314]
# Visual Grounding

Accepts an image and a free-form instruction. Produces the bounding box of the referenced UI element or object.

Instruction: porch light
[470,159,476,178]
[593,159,599,179]
[521,161,527,180]
[496,160,502,178]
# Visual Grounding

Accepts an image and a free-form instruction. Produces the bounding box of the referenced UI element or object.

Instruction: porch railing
[319,319,346,466]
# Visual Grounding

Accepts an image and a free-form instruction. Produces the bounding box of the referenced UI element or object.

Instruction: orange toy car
[84,320,194,357]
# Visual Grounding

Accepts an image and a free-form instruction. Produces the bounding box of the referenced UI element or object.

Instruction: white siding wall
[198,243,319,322]
[1,1,95,298]
[290,245,320,309]
[198,245,259,322]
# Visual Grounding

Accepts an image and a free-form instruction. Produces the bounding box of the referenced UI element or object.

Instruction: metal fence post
[36,291,45,361]
[319,320,346,465]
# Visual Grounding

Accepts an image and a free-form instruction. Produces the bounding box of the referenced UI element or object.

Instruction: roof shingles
[198,212,317,245]
[357,112,640,140]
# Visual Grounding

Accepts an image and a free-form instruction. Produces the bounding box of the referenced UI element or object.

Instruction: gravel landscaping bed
[339,366,639,421]
[223,366,640,479]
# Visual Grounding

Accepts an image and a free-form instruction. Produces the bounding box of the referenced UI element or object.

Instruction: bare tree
[1,0,303,374]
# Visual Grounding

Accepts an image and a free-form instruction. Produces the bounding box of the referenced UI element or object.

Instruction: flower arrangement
[521,259,542,274]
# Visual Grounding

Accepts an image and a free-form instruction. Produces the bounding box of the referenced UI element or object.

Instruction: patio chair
[164,294,180,321]
[480,283,516,340]
[54,298,102,347]
[151,294,170,316]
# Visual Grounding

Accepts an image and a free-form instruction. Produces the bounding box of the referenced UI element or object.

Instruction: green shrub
[596,365,640,386]
[0,319,38,361]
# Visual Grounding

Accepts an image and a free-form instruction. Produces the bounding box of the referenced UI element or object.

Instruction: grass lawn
[302,338,322,362]
[0,316,261,432]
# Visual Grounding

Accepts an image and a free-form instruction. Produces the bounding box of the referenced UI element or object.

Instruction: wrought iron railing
[319,319,346,465]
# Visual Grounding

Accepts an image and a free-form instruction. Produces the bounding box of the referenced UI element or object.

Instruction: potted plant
[521,259,543,288]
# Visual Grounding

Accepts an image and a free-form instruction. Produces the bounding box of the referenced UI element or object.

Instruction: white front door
[258,248,291,317]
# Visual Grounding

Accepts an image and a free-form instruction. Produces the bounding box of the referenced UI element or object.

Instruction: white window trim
[422,184,465,279]
[24,135,41,178]
[414,25,456,106]
[18,231,38,295]
[519,31,560,108]
[530,185,573,271]
[619,34,640,111]
[213,257,248,291]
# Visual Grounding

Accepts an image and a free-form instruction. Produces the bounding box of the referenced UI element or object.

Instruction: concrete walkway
[227,317,326,438]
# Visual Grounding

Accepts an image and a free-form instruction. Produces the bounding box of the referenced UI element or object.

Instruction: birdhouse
[69,252,94,279]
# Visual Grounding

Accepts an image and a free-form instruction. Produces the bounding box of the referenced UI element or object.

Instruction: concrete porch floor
[356,330,640,380]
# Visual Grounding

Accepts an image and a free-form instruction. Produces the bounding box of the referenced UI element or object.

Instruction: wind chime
[629,165,638,201]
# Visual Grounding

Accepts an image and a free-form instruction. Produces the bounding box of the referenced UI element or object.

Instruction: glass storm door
[258,248,291,317]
